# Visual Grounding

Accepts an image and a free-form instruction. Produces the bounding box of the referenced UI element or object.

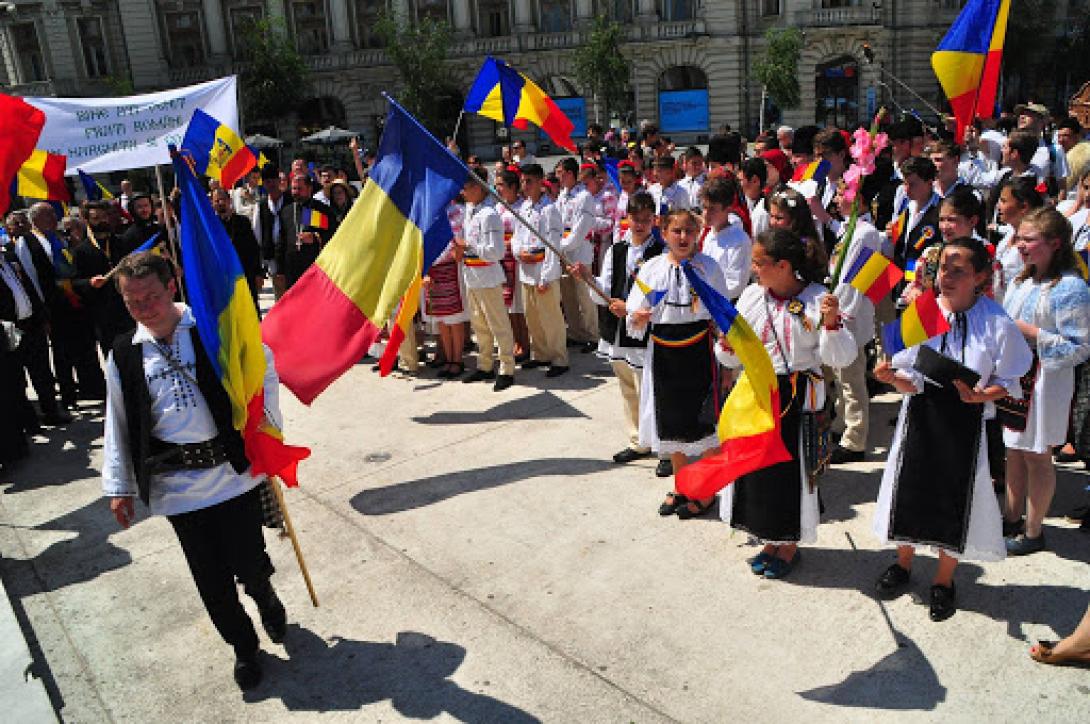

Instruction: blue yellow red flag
[13,149,70,202]
[881,288,951,354]
[182,109,266,189]
[171,145,310,486]
[464,57,577,153]
[78,169,114,201]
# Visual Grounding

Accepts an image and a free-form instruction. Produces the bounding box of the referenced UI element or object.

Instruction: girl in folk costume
[991,177,1044,304]
[625,209,730,519]
[495,169,531,362]
[1002,209,1090,555]
[766,187,822,248]
[423,198,471,378]
[698,175,753,302]
[718,229,856,579]
[871,237,1033,621]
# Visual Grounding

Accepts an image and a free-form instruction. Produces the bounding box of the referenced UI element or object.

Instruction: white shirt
[959,150,997,190]
[102,306,283,517]
[556,184,597,265]
[512,195,563,285]
[595,229,660,366]
[648,182,692,214]
[746,195,770,239]
[460,199,506,289]
[1030,140,1069,183]
[677,174,706,208]
[624,253,728,335]
[701,216,753,301]
[0,256,32,320]
[831,218,881,348]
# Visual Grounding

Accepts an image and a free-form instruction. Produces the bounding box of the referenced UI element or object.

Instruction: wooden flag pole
[268,476,319,608]
[153,163,187,303]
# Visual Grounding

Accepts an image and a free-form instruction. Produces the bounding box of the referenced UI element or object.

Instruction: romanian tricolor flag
[78,169,114,201]
[300,206,330,230]
[676,261,792,499]
[464,57,577,153]
[13,149,70,202]
[791,159,830,184]
[262,96,468,402]
[0,93,46,214]
[1075,249,1089,282]
[844,247,904,305]
[881,288,951,354]
[931,0,1011,142]
[889,198,909,250]
[171,145,310,487]
[182,109,267,189]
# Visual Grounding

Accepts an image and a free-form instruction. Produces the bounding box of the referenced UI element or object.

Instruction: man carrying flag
[102,145,309,689]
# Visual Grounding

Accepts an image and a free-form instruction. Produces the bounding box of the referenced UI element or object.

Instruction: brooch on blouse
[787,299,813,331]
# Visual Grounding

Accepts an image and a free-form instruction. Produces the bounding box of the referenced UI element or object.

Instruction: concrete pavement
[1,311,1089,722]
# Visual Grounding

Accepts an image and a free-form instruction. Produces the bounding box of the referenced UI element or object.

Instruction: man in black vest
[117,193,161,260]
[102,252,287,690]
[253,164,288,299]
[275,174,335,290]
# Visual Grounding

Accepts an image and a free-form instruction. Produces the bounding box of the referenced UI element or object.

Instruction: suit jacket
[276,198,335,287]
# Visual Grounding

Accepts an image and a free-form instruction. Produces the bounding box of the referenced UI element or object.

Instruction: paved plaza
[1,299,1089,722]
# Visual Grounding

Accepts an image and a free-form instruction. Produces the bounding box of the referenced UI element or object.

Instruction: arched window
[477,0,511,36]
[657,66,709,132]
[538,0,572,33]
[659,0,694,21]
[815,55,859,128]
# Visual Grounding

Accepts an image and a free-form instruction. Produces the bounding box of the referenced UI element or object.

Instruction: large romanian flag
[0,93,45,214]
[675,261,792,500]
[932,0,1011,142]
[182,109,267,189]
[262,96,468,403]
[464,56,577,153]
[171,146,310,486]
[12,149,70,202]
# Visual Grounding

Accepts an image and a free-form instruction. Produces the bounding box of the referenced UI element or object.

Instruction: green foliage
[238,18,311,123]
[753,28,803,110]
[572,18,632,123]
[374,12,455,134]
[104,74,135,97]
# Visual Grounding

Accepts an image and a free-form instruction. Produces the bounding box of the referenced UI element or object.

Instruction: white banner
[26,76,239,175]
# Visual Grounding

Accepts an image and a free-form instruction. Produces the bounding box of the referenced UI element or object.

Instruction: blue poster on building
[541,97,587,142]
[658,90,709,133]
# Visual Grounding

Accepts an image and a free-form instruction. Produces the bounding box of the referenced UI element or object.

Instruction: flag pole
[268,476,319,607]
[450,110,465,152]
[154,163,187,303]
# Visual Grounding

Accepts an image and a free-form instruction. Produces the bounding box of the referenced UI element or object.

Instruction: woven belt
[650,327,709,348]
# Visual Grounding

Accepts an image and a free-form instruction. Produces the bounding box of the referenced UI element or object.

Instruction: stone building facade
[0,1,1078,159]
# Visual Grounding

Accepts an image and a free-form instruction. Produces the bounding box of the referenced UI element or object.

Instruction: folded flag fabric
[171,145,310,487]
[182,109,266,189]
[603,157,621,192]
[931,0,1011,142]
[134,232,163,255]
[844,247,904,304]
[262,95,468,403]
[675,261,792,500]
[0,93,45,214]
[300,206,330,230]
[464,56,577,153]
[791,159,830,184]
[634,277,668,307]
[1076,249,1089,282]
[13,149,70,202]
[881,288,951,354]
[78,169,114,201]
[889,198,909,249]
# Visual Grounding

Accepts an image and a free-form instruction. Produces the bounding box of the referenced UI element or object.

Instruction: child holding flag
[717,228,856,578]
[626,209,729,518]
[871,237,1033,621]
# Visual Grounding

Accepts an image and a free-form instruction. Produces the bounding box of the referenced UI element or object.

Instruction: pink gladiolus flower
[873,132,889,153]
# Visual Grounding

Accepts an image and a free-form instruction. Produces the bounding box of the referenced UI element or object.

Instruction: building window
[815,55,859,128]
[164,11,205,68]
[355,0,386,47]
[292,1,329,54]
[658,65,708,132]
[659,0,693,21]
[77,17,110,78]
[597,0,634,22]
[761,0,780,16]
[229,5,264,58]
[477,0,510,36]
[415,0,449,23]
[538,0,571,32]
[12,23,47,82]
[821,0,861,7]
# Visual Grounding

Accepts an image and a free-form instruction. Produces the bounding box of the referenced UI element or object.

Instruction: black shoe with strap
[875,563,911,599]
[655,459,673,478]
[929,582,957,622]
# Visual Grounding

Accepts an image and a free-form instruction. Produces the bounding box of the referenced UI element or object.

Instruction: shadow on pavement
[246,625,541,721]
[410,390,588,425]
[798,632,946,710]
[351,458,613,515]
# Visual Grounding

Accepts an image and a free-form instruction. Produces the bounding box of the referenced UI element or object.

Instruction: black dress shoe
[463,369,496,383]
[257,593,287,644]
[233,650,263,690]
[1002,517,1025,538]
[875,563,911,599]
[655,459,673,477]
[929,582,957,622]
[545,365,569,378]
[830,446,865,465]
[612,448,651,464]
[493,374,514,391]
[521,359,546,369]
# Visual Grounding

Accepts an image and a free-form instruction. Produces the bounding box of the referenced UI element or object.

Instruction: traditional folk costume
[625,253,728,457]
[556,183,599,343]
[461,198,516,377]
[596,227,665,455]
[648,181,692,215]
[497,199,525,315]
[700,214,753,302]
[1067,212,1090,458]
[1002,273,1090,455]
[872,295,1033,560]
[512,195,568,369]
[590,186,618,275]
[719,284,857,543]
[423,203,470,326]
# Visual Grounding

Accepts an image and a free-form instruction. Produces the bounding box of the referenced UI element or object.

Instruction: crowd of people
[4,100,1090,685]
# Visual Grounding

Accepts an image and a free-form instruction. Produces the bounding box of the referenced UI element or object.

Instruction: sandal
[1030,641,1090,668]
[749,551,774,575]
[658,492,688,517]
[763,550,801,579]
[676,498,714,520]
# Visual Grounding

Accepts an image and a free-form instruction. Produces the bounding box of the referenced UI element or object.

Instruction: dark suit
[3,245,61,422]
[220,212,263,313]
[117,220,162,262]
[87,229,137,349]
[275,198,335,288]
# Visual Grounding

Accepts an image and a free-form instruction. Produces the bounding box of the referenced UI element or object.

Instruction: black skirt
[730,375,805,542]
[650,320,716,444]
[888,383,982,553]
